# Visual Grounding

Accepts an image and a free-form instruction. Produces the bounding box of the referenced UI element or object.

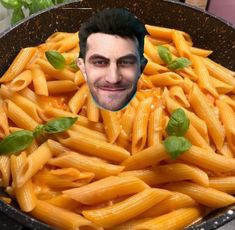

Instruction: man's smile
[97,86,129,92]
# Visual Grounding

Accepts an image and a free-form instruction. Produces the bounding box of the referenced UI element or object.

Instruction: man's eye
[119,60,135,66]
[93,60,107,66]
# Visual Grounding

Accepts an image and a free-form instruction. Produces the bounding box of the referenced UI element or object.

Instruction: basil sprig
[163,108,192,159]
[0,117,77,156]
[163,136,192,159]
[157,45,192,70]
[158,46,172,64]
[166,108,190,136]
[0,130,34,155]
[168,57,192,70]
[34,117,77,138]
[45,51,78,70]
[45,51,66,69]
[0,0,68,25]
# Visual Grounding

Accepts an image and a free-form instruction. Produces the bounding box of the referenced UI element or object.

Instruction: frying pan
[0,0,235,229]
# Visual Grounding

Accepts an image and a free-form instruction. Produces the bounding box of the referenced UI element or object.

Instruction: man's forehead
[85,32,139,57]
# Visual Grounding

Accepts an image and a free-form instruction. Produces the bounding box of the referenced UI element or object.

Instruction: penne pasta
[164,181,235,208]
[132,97,152,153]
[179,145,235,173]
[172,29,191,58]
[32,67,48,96]
[122,144,169,170]
[63,176,149,205]
[4,99,39,130]
[216,100,235,153]
[0,47,37,83]
[48,152,124,179]
[0,22,235,230]
[101,109,121,143]
[68,84,88,114]
[210,177,235,194]
[119,163,209,186]
[87,93,100,122]
[189,84,225,150]
[191,54,218,97]
[134,207,203,230]
[140,192,197,218]
[148,106,164,146]
[0,156,10,187]
[149,72,183,86]
[30,200,102,230]
[82,188,172,228]
[16,142,52,187]
[8,69,33,92]
[47,80,78,94]
[57,130,130,162]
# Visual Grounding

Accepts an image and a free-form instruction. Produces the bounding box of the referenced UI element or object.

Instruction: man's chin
[89,87,137,111]
[99,102,126,111]
[92,95,131,111]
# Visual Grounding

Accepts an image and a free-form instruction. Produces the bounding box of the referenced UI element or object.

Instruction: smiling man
[77,8,147,111]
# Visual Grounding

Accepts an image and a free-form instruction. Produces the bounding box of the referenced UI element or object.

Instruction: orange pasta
[0,25,234,230]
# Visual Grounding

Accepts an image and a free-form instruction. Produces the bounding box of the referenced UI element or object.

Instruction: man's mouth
[98,86,128,91]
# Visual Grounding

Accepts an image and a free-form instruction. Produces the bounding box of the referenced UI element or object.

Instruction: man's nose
[105,63,122,83]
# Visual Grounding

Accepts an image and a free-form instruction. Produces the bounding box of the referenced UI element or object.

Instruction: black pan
[0,0,235,229]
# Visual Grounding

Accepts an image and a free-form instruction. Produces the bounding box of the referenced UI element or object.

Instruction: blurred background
[0,0,235,34]
[180,0,235,24]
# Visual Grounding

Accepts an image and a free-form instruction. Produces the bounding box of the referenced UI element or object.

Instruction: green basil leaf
[167,57,192,70]
[45,51,66,69]
[52,0,65,4]
[68,60,79,70]
[166,108,190,136]
[11,7,25,25]
[163,136,192,159]
[43,117,78,134]
[33,124,44,139]
[0,0,21,9]
[157,45,172,64]
[0,130,34,155]
[28,0,54,14]
[21,0,31,7]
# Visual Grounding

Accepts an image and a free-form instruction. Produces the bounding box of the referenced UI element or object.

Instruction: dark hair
[78,8,147,59]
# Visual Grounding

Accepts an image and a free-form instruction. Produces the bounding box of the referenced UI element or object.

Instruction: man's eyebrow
[88,54,138,61]
[88,54,109,61]
[117,54,138,61]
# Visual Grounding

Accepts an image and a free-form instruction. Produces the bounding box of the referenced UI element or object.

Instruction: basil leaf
[52,0,65,4]
[0,0,21,9]
[11,7,25,25]
[21,0,31,7]
[157,45,172,64]
[0,130,34,155]
[43,117,78,134]
[167,57,191,70]
[45,51,66,69]
[68,60,79,70]
[33,124,44,139]
[163,136,192,159]
[28,0,54,14]
[166,108,190,136]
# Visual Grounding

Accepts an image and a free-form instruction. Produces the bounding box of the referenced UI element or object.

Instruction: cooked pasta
[0,23,234,230]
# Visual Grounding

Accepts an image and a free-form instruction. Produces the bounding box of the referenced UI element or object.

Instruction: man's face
[77,33,142,111]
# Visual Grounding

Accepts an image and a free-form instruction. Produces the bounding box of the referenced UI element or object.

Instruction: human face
[77,33,141,111]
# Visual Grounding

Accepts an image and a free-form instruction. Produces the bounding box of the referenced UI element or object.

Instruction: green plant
[0,0,69,25]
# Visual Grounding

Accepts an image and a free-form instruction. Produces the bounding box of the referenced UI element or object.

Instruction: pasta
[0,24,234,230]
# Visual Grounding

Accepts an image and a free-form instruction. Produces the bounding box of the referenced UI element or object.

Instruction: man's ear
[76,58,87,81]
[140,56,148,73]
